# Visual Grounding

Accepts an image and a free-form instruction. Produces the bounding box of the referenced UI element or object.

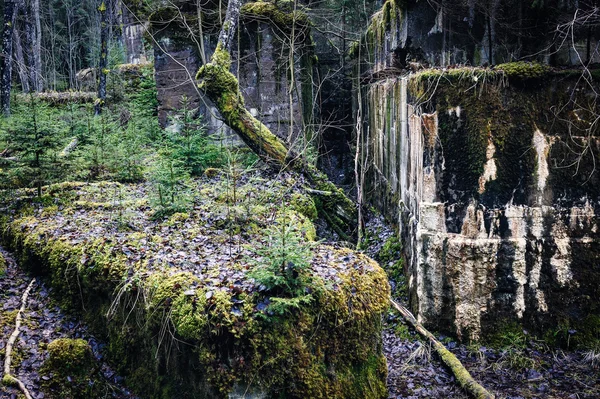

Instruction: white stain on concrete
[478,139,497,193]
[447,105,461,118]
[533,129,550,194]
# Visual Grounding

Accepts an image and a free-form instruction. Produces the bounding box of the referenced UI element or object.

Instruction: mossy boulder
[43,338,94,376]
[40,338,100,398]
[0,179,389,399]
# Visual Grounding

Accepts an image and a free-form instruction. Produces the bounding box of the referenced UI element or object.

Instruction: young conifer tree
[2,95,65,197]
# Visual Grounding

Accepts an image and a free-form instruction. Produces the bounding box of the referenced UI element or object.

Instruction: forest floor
[0,183,599,399]
[383,324,600,399]
[0,247,137,399]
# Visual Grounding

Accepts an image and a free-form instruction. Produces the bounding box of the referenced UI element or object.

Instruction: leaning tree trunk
[14,27,30,93]
[1,0,17,115]
[95,1,109,115]
[197,0,356,239]
[390,300,495,399]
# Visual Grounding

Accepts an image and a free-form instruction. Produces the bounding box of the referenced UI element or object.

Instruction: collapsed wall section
[0,180,389,398]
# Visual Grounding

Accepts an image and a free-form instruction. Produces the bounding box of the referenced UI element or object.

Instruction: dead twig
[2,278,36,399]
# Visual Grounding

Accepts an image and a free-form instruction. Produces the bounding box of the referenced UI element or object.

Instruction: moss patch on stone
[40,338,101,399]
[495,61,549,79]
[43,338,95,376]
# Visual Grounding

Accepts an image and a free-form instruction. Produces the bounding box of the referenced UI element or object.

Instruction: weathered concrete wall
[149,10,312,145]
[362,72,600,342]
[122,8,148,65]
[356,0,600,71]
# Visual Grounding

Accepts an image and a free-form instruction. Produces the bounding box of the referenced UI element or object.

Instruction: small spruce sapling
[248,213,316,315]
[147,148,192,219]
[166,96,209,175]
[166,95,227,174]
[110,113,146,182]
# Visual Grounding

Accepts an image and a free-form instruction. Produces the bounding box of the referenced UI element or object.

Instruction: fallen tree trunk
[390,299,495,399]
[196,1,357,239]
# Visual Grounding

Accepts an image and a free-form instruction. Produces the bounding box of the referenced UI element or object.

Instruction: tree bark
[197,0,357,239]
[95,0,109,115]
[13,27,30,93]
[1,0,17,115]
[32,0,43,91]
[22,0,38,92]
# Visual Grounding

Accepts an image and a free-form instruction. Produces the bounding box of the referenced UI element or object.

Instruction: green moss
[543,314,600,350]
[408,67,538,205]
[484,320,528,349]
[0,309,18,329]
[40,338,102,399]
[378,235,402,264]
[165,211,189,225]
[434,340,493,399]
[377,235,406,298]
[0,252,6,277]
[306,165,357,240]
[0,182,388,398]
[1,374,18,387]
[197,46,293,169]
[496,61,549,79]
[241,1,309,38]
[44,338,94,374]
[278,210,317,241]
[289,192,318,221]
[359,0,404,64]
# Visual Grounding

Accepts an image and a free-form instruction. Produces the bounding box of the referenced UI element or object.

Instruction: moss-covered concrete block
[1,179,389,399]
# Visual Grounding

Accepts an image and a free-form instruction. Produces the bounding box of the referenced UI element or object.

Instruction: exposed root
[2,278,36,399]
[391,299,495,399]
